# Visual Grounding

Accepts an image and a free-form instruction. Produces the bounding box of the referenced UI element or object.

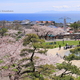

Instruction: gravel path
[34,47,70,66]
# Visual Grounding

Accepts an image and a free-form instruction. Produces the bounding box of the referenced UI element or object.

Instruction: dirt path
[34,47,70,66]
[46,47,73,63]
[0,77,9,80]
[47,47,80,67]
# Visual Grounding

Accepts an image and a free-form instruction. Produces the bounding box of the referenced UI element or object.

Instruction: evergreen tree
[20,34,52,79]
[56,62,80,78]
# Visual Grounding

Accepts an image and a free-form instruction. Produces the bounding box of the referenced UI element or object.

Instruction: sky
[0,0,80,13]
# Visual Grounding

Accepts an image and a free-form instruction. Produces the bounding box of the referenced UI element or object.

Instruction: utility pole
[59,17,71,31]
[63,18,66,31]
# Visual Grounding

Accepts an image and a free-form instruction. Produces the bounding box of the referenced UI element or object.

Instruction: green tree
[0,34,53,80]
[20,34,52,79]
[70,47,80,54]
[70,22,80,32]
[53,75,74,80]
[56,62,80,78]
[0,28,8,37]
[64,47,80,61]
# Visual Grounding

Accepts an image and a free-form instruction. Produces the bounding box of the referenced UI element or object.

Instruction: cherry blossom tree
[31,25,65,39]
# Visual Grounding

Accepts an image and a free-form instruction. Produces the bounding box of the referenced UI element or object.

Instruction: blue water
[0,13,80,23]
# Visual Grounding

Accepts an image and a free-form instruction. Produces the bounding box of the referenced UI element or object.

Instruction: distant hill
[37,10,80,13]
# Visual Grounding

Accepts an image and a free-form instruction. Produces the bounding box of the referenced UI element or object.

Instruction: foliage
[0,59,4,63]
[14,24,22,30]
[53,75,74,80]
[38,64,56,76]
[1,66,9,69]
[18,31,22,34]
[33,56,40,60]
[12,68,18,72]
[20,48,34,56]
[63,47,80,61]
[74,77,80,80]
[16,36,22,41]
[0,28,8,37]
[22,64,55,80]
[15,31,22,41]
[70,47,80,54]
[38,50,47,54]
[20,34,53,79]
[20,34,80,79]
[64,54,80,61]
[70,22,80,32]
[11,63,17,67]
[23,34,39,46]
[57,61,80,77]
[20,58,30,62]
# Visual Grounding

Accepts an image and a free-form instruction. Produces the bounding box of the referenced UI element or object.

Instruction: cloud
[53,5,69,9]
[62,5,69,8]
[1,1,80,13]
[76,5,80,8]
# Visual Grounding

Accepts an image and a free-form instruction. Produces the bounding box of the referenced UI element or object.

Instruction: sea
[0,13,80,23]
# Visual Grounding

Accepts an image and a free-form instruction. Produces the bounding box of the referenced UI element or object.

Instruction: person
[59,45,61,50]
[56,52,59,56]
[62,39,64,44]
[8,73,13,80]
[65,43,68,49]
[66,43,68,46]
[60,55,63,59]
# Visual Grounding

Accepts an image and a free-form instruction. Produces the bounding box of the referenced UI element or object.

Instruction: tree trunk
[60,70,67,77]
[8,73,13,80]
[30,48,36,72]
[14,74,19,80]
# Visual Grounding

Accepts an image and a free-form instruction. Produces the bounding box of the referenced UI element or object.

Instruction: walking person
[62,39,64,44]
[59,45,61,50]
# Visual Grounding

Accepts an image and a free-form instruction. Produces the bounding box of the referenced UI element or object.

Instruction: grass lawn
[44,40,80,48]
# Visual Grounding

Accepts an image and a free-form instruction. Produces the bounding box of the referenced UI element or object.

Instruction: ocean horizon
[0,13,80,23]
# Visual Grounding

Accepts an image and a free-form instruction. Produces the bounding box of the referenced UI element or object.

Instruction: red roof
[69,31,74,33]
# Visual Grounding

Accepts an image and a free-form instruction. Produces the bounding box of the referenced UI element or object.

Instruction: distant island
[37,10,80,13]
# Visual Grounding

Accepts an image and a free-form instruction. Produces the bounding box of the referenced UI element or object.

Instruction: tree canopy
[64,47,80,61]
[0,28,8,37]
[20,34,53,79]
[56,62,80,77]
[70,22,80,32]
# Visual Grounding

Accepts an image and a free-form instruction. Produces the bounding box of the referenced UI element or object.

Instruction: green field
[44,40,80,48]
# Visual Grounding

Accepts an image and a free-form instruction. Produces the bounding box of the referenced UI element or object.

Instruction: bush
[65,47,80,61]
[64,54,80,61]
[70,47,80,54]
[38,50,47,54]
[53,75,74,80]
